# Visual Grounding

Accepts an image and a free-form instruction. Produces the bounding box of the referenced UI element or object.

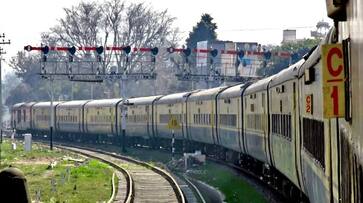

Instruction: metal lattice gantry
[24,44,294,83]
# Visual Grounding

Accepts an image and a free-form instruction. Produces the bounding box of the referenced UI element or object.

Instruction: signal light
[40,46,49,55]
[210,49,218,57]
[151,47,158,55]
[24,45,32,52]
[41,46,49,55]
[68,46,76,62]
[167,47,175,53]
[123,46,131,54]
[183,48,191,57]
[237,50,245,60]
[264,51,271,60]
[96,46,104,55]
[68,46,76,55]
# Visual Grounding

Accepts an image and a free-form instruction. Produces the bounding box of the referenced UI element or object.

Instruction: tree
[9,0,182,106]
[185,14,218,49]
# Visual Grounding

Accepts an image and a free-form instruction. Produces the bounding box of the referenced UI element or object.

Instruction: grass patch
[0,139,113,202]
[188,162,267,203]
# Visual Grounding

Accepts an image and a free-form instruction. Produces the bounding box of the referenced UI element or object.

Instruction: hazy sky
[0,0,331,73]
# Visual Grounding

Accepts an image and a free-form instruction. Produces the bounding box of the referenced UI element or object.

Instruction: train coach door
[293,81,304,192]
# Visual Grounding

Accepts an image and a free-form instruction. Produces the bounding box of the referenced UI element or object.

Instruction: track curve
[53,143,185,203]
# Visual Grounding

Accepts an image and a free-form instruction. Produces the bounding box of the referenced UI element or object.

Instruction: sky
[0,0,331,74]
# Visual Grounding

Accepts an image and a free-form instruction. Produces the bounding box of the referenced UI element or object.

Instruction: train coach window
[271,114,291,140]
[220,114,237,126]
[17,110,21,123]
[302,118,325,169]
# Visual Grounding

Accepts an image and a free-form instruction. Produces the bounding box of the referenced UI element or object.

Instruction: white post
[121,77,127,153]
[50,77,54,150]
[171,129,175,160]
[91,83,94,99]
[0,57,2,130]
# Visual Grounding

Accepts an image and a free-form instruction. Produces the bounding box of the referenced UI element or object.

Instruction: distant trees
[185,14,218,49]
[257,38,321,76]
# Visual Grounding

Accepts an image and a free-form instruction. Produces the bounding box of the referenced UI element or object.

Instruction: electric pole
[0,33,10,168]
[0,33,11,130]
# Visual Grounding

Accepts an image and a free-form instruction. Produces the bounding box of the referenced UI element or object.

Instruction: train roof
[298,28,334,77]
[33,101,63,108]
[84,98,122,107]
[125,95,162,105]
[269,59,305,87]
[298,44,322,77]
[13,102,26,109]
[57,100,90,108]
[23,102,37,107]
[218,83,249,99]
[156,91,196,104]
[244,75,275,95]
[188,86,228,101]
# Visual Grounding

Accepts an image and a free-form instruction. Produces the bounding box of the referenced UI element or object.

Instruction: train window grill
[302,118,325,169]
[257,114,261,130]
[246,114,264,130]
[219,114,237,127]
[271,114,291,140]
[284,115,287,138]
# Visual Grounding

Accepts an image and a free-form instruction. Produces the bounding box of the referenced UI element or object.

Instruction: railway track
[51,143,185,203]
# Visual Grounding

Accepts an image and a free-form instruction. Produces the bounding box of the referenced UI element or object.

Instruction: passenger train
[11,1,363,202]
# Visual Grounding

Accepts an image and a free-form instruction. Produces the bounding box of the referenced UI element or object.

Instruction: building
[195,40,261,88]
[282,29,297,43]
